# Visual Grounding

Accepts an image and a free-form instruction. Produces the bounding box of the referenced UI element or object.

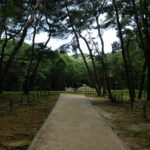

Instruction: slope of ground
[89,96,150,150]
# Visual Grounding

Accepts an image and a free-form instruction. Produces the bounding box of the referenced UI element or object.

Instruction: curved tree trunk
[66,5,101,96]
[23,14,41,94]
[0,0,41,93]
[113,0,135,109]
[95,16,114,101]
[79,33,102,95]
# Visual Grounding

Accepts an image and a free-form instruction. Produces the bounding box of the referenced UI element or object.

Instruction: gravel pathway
[28,94,130,150]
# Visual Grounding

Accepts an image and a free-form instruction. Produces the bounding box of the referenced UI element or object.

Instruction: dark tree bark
[0,28,8,78]
[23,14,42,94]
[138,61,147,99]
[0,26,24,84]
[95,15,115,101]
[79,33,102,95]
[142,0,150,101]
[86,30,106,96]
[23,15,51,94]
[112,0,135,109]
[22,57,34,94]
[0,0,41,93]
[28,54,42,91]
[132,0,150,101]
[125,40,135,96]
[66,5,101,96]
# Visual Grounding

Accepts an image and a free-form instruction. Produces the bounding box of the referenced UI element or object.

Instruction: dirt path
[28,94,130,150]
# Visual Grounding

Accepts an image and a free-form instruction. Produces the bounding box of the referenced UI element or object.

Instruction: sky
[25,28,119,54]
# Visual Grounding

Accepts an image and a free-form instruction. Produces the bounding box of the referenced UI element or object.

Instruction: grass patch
[112,90,147,101]
[122,129,150,140]
[0,93,59,149]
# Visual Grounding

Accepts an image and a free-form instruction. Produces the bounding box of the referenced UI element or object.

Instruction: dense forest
[0,40,145,93]
[0,0,150,102]
[0,40,92,91]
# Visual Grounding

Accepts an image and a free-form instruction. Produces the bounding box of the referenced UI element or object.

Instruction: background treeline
[0,40,91,92]
[0,39,145,95]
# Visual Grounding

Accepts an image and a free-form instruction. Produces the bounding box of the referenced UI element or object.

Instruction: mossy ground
[0,93,59,150]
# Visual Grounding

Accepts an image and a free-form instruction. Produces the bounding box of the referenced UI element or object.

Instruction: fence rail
[1,90,148,113]
[0,90,105,113]
[0,90,97,113]
[111,90,148,101]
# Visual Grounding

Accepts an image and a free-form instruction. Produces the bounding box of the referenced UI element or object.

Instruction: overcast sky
[25,28,119,54]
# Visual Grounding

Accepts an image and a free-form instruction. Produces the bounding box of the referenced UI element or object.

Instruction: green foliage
[0,0,149,95]
[1,40,91,91]
[36,51,90,90]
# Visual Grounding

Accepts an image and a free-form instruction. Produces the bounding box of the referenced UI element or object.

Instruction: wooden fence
[0,90,97,113]
[1,90,148,113]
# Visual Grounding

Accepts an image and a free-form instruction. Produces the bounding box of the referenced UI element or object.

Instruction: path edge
[84,94,130,150]
[27,94,62,150]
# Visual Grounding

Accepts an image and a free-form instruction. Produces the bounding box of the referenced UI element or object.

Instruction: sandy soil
[28,94,130,150]
[89,96,150,150]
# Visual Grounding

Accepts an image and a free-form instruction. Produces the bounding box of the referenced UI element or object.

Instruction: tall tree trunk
[0,19,6,40]
[126,40,135,97]
[22,58,34,94]
[28,54,42,91]
[66,5,101,96]
[113,0,135,109]
[87,30,106,96]
[147,61,150,101]
[142,0,150,101]
[79,33,101,95]
[0,0,41,93]
[138,61,147,99]
[23,14,49,94]
[132,0,150,101]
[0,29,8,80]
[95,16,114,101]
[23,14,39,94]
[25,34,51,94]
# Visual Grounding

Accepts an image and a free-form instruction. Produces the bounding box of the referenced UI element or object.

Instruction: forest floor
[88,96,150,150]
[28,94,129,150]
[0,93,149,150]
[0,94,59,150]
